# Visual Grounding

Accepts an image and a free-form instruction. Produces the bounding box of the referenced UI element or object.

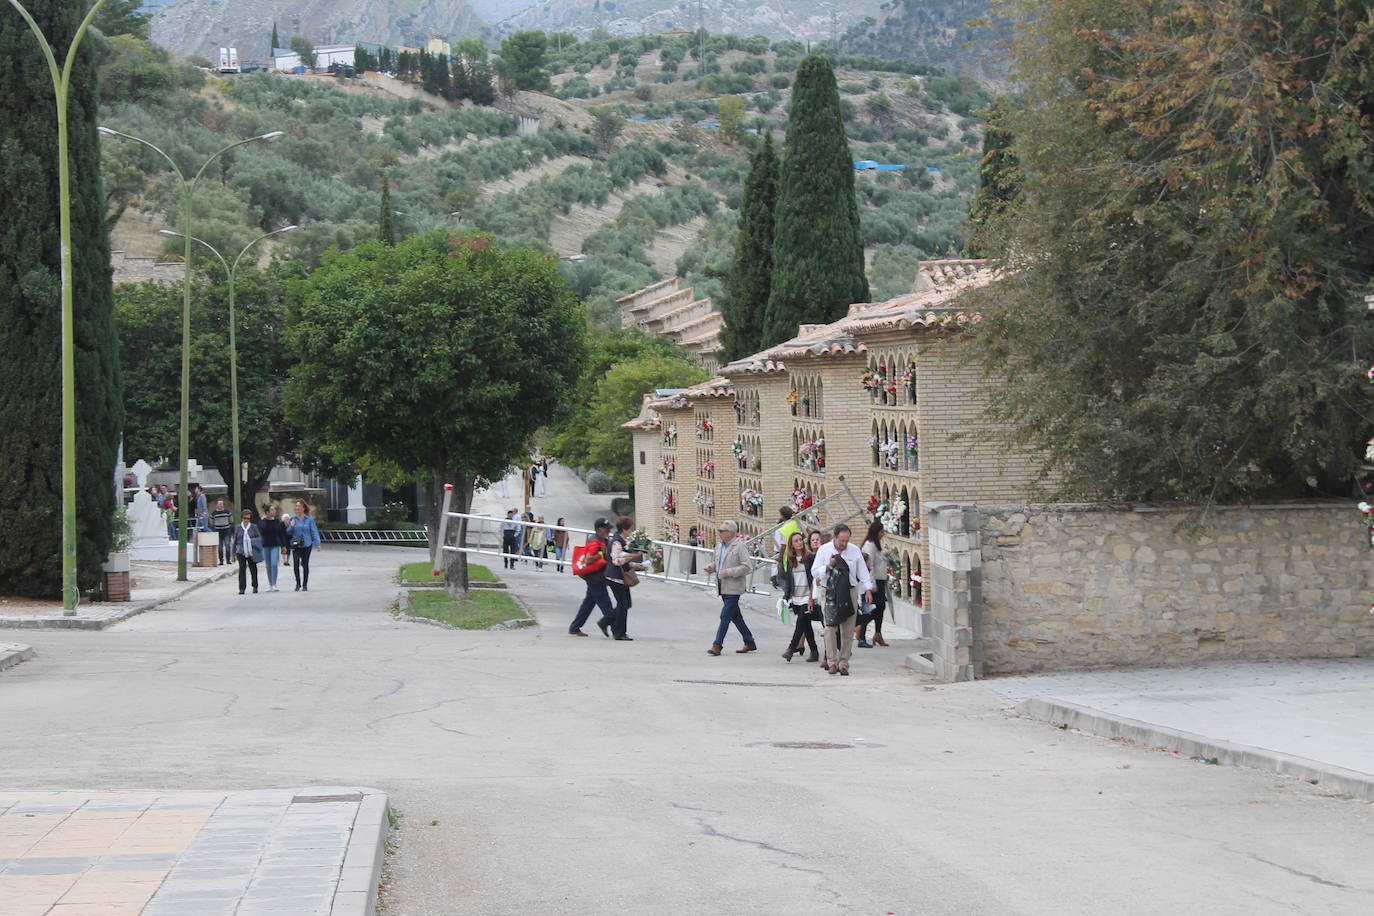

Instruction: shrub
[586,470,623,493]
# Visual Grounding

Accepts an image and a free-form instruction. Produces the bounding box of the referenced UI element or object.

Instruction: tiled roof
[680,376,734,399]
[719,322,867,376]
[720,263,996,376]
[616,276,680,305]
[914,258,989,292]
[620,393,664,430]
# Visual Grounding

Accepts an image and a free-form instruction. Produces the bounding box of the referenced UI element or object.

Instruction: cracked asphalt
[2,542,1373,915]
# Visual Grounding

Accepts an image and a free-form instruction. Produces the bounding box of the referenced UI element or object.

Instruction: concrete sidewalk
[989,657,1374,799]
[0,562,232,631]
[0,787,387,916]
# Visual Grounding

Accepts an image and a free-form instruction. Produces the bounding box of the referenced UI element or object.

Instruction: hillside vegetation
[101,30,989,327]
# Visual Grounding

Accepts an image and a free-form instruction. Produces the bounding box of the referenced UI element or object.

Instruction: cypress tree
[0,0,122,597]
[378,177,395,245]
[762,54,868,347]
[718,131,777,361]
[270,21,279,53]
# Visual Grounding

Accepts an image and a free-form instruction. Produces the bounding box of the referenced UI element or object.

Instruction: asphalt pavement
[1,468,1371,914]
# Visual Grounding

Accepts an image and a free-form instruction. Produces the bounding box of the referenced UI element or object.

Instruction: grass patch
[398,561,496,584]
[403,588,524,629]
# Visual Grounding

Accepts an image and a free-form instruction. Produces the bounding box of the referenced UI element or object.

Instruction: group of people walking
[564,505,893,676]
[225,500,322,594]
[501,509,570,571]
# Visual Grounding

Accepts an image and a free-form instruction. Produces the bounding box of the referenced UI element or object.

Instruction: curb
[1017,697,1374,801]
[330,789,389,916]
[393,589,536,632]
[0,567,234,631]
[0,642,35,671]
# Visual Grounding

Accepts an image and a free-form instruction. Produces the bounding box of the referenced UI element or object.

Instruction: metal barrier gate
[430,485,778,592]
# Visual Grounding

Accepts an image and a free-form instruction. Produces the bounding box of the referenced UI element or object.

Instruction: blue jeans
[714,594,755,648]
[262,547,281,586]
[571,582,613,632]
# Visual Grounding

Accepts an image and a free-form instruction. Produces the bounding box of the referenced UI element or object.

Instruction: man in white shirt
[810,524,873,675]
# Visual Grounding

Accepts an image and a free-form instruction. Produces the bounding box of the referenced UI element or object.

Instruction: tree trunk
[428,467,472,597]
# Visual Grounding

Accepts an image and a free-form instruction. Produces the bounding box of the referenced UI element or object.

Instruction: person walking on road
[568,518,614,636]
[778,530,818,662]
[528,515,548,570]
[704,520,756,655]
[858,520,890,647]
[209,499,233,565]
[285,500,321,591]
[598,516,642,641]
[811,524,873,676]
[552,518,569,572]
[501,509,520,569]
[232,509,263,595]
[258,504,285,592]
[537,457,550,498]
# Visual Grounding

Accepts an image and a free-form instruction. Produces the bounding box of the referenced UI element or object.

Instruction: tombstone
[128,459,178,561]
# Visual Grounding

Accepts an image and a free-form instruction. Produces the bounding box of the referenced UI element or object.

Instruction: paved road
[3,538,1373,913]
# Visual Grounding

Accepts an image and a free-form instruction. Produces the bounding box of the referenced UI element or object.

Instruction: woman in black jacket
[258,504,286,592]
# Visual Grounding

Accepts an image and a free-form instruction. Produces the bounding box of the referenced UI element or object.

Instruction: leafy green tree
[94,0,150,39]
[547,328,694,469]
[717,94,745,145]
[271,22,279,53]
[965,100,1017,251]
[378,176,394,246]
[498,30,551,91]
[589,107,623,152]
[115,267,303,507]
[585,356,710,482]
[970,0,1374,506]
[762,54,868,346]
[286,233,585,591]
[718,131,777,361]
[97,34,203,106]
[354,44,375,73]
[0,0,122,597]
[289,36,316,70]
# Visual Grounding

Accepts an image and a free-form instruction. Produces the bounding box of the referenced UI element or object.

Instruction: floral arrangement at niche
[660,520,680,543]
[696,417,712,437]
[662,423,677,447]
[787,388,799,411]
[740,488,764,515]
[879,496,907,535]
[660,456,676,479]
[792,487,813,512]
[662,490,676,514]
[698,459,715,477]
[691,489,714,510]
[798,437,826,471]
[861,368,884,392]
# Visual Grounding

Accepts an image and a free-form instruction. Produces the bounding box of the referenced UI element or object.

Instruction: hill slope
[151,0,487,62]
[497,0,887,44]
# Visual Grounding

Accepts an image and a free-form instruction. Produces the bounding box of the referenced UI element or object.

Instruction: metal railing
[320,528,429,543]
[430,486,777,593]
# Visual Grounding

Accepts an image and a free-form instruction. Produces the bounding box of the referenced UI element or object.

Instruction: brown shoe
[873,633,888,647]
[707,644,722,656]
[736,644,757,653]
[568,629,589,637]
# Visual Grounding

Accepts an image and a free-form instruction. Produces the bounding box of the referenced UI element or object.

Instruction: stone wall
[978,502,1374,674]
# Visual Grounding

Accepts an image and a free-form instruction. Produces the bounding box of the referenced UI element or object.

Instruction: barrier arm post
[431,483,454,577]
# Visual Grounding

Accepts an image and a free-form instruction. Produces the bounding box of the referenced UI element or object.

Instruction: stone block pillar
[926,503,983,681]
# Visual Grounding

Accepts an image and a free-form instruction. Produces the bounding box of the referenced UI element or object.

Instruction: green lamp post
[6,0,111,611]
[95,126,284,579]
[158,226,299,516]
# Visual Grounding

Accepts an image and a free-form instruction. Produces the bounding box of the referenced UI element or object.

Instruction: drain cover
[770,741,853,750]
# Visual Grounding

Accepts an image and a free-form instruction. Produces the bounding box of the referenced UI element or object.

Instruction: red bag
[572,539,607,578]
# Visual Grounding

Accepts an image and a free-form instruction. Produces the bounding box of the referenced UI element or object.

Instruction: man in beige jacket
[703,520,757,655]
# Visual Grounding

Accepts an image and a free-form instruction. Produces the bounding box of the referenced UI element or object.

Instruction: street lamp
[97,126,283,580]
[159,226,298,517]
[6,0,112,611]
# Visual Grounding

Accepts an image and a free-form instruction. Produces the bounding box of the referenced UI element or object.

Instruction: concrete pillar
[346,477,367,524]
[926,503,983,682]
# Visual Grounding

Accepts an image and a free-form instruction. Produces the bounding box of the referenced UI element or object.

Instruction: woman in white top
[858,520,890,647]
[777,531,818,662]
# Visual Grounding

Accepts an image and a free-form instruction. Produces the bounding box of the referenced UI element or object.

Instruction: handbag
[620,567,640,588]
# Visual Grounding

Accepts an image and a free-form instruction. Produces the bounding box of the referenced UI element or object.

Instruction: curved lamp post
[96,126,283,579]
[158,226,297,517]
[6,0,111,611]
